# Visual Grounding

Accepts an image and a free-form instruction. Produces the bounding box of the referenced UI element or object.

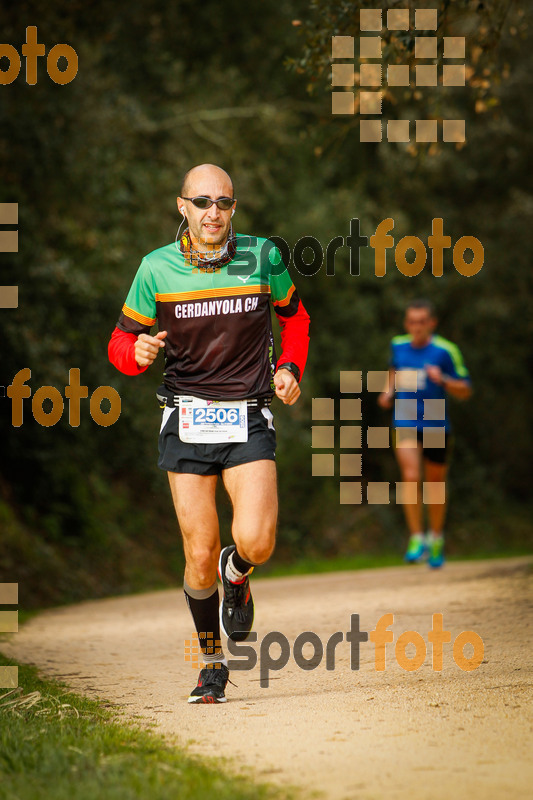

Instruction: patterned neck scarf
[179,227,237,272]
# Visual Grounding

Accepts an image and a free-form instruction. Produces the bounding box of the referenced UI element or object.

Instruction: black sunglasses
[182,196,235,210]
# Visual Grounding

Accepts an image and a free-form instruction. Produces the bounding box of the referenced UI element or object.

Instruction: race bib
[178,396,248,443]
[396,369,427,391]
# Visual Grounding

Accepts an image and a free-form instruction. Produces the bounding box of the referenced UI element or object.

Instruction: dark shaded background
[1,0,531,607]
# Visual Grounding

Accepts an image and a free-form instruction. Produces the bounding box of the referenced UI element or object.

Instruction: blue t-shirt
[390,334,470,431]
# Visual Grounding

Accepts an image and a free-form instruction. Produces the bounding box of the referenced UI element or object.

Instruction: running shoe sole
[187,694,227,704]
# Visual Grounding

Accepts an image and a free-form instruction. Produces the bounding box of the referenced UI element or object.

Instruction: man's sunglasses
[182,196,235,210]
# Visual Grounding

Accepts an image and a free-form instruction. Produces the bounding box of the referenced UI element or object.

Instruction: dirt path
[3,557,532,800]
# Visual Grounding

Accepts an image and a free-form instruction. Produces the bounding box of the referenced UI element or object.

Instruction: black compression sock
[231,549,256,575]
[184,581,223,659]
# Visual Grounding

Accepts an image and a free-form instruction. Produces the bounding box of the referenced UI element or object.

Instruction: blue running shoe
[427,535,445,568]
[405,534,427,563]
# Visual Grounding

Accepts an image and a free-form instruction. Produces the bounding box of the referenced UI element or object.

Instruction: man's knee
[424,462,447,482]
[400,466,420,483]
[245,542,275,565]
[236,531,276,565]
[186,544,219,583]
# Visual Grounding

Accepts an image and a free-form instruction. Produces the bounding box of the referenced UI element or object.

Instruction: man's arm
[378,368,396,409]
[425,365,472,399]
[108,256,164,375]
[273,300,310,406]
[445,378,472,400]
[426,341,472,400]
[108,327,147,375]
[267,246,311,405]
[108,327,167,374]
[274,299,310,378]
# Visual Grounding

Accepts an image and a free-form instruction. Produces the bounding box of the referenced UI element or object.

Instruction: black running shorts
[416,429,453,464]
[392,428,453,465]
[158,406,277,475]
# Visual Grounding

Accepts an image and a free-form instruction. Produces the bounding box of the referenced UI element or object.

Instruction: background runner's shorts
[158,406,277,475]
[416,429,453,464]
[392,428,453,465]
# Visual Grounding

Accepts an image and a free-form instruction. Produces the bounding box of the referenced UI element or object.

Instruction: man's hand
[378,390,394,409]
[135,330,167,367]
[426,364,443,385]
[274,369,301,405]
[378,368,396,409]
[425,363,472,399]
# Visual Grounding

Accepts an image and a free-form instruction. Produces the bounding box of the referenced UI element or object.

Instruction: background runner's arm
[426,365,472,399]
[443,377,472,399]
[378,340,397,409]
[378,368,396,409]
[426,348,472,399]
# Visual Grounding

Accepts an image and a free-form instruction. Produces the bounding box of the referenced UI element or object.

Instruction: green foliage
[290,0,523,114]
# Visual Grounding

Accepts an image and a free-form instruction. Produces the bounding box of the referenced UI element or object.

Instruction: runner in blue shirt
[378,299,472,567]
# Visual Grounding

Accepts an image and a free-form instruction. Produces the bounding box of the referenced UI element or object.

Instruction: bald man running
[108,164,310,703]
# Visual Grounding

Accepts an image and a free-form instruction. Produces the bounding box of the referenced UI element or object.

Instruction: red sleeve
[108,326,149,376]
[275,299,310,380]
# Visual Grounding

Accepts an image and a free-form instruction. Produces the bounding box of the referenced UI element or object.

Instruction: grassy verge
[264,552,404,576]
[0,654,297,800]
[262,548,532,578]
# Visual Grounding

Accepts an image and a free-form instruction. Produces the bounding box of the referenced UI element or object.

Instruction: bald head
[181,164,234,198]
[177,164,236,251]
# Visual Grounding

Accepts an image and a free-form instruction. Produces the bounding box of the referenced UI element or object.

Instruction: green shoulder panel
[391,334,411,344]
[261,240,294,304]
[123,257,157,324]
[432,335,470,377]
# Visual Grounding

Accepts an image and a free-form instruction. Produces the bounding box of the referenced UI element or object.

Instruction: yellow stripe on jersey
[122,303,156,326]
[155,284,270,303]
[272,282,295,307]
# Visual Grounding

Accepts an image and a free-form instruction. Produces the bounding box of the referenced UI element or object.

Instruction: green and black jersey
[111,234,310,400]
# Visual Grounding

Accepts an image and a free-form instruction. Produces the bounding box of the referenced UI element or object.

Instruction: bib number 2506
[193,407,239,424]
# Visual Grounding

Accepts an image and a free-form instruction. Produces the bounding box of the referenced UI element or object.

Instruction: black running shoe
[218,545,254,641]
[188,663,229,704]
